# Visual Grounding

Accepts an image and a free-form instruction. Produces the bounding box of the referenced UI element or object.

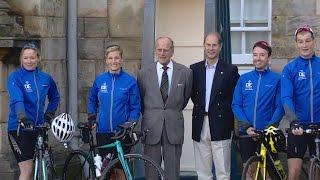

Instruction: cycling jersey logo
[24,81,33,92]
[298,70,306,80]
[100,83,108,93]
[245,80,253,90]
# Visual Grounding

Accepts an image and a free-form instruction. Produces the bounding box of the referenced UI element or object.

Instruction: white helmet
[51,113,75,143]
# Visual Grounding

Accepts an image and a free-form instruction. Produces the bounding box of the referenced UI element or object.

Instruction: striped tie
[160,66,169,103]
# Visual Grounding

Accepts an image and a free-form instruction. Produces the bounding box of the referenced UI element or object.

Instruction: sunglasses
[23,43,37,49]
[295,27,314,36]
[260,41,270,48]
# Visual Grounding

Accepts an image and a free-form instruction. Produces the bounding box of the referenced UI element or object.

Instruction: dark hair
[252,41,272,57]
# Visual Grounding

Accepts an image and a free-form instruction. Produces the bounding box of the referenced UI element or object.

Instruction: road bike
[241,126,287,180]
[291,124,320,180]
[17,123,56,180]
[61,121,165,180]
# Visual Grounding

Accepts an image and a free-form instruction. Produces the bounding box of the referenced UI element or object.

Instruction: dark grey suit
[137,60,192,180]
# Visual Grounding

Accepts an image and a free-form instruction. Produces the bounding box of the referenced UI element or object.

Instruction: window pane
[230,0,241,25]
[244,0,268,27]
[231,32,242,54]
[245,32,269,53]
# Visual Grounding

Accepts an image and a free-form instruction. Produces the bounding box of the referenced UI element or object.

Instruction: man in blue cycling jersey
[281,26,320,180]
[232,41,284,169]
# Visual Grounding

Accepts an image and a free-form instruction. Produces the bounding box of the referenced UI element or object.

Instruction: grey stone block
[78,0,108,17]
[78,60,96,88]
[0,93,9,123]
[273,0,316,16]
[47,17,66,37]
[84,17,108,38]
[109,0,144,38]
[78,18,85,38]
[41,38,66,60]
[44,0,65,17]
[78,38,104,59]
[122,59,140,77]
[40,59,66,89]
[78,87,91,113]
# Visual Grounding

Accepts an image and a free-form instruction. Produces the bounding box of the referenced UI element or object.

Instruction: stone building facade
[0,0,319,179]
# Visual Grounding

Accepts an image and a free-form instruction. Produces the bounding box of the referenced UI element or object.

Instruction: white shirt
[157,60,173,93]
[205,59,218,112]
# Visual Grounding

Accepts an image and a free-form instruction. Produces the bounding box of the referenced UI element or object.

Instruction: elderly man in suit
[190,32,239,180]
[137,36,193,180]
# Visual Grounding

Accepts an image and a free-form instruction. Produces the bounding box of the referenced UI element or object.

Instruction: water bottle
[101,153,112,172]
[94,154,102,177]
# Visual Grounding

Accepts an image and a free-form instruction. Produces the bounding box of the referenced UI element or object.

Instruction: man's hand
[246,127,258,141]
[88,113,97,128]
[44,112,55,126]
[290,121,303,135]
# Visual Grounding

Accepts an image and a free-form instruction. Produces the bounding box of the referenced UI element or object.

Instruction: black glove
[290,121,302,131]
[44,112,55,126]
[20,117,33,129]
[88,113,97,127]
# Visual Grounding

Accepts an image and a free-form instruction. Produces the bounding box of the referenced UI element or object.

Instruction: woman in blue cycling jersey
[7,43,60,180]
[87,45,141,179]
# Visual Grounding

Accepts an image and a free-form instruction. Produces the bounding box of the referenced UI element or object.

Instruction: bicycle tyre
[99,154,165,180]
[309,157,320,180]
[61,150,95,180]
[242,155,264,180]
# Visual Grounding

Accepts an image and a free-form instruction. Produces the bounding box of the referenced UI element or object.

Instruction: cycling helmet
[51,113,75,143]
[264,126,286,153]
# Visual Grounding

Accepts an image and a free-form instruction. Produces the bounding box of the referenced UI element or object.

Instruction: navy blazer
[190,59,239,141]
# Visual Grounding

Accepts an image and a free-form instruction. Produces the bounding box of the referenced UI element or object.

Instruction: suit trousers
[193,116,231,180]
[144,123,182,180]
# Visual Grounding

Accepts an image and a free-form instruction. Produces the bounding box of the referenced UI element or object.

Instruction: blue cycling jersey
[7,67,60,131]
[87,69,141,133]
[232,68,284,133]
[282,55,320,124]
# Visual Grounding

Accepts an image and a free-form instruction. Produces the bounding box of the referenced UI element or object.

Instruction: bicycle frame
[255,143,268,180]
[33,125,52,180]
[97,140,133,178]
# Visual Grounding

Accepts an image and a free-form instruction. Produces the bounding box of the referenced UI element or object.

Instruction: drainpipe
[67,0,79,150]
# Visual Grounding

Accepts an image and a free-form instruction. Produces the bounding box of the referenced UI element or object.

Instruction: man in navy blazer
[190,32,239,180]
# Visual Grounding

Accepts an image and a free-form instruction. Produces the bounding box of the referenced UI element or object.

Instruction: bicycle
[287,124,320,180]
[17,123,56,180]
[241,126,287,180]
[61,121,165,180]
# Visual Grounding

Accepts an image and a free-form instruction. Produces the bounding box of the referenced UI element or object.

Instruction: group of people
[6,26,320,180]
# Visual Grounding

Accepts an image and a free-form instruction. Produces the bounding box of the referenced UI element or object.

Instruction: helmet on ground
[51,113,75,143]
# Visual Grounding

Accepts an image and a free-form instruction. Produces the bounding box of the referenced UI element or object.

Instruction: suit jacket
[190,59,239,142]
[137,61,193,145]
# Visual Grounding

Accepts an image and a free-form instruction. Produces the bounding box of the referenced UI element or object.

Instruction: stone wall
[271,0,320,73]
[0,0,143,178]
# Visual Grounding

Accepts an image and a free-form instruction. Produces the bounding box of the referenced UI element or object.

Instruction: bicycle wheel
[309,157,320,180]
[61,150,95,180]
[35,150,44,180]
[99,154,165,180]
[242,155,264,180]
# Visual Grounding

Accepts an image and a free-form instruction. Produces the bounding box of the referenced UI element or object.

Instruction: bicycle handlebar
[17,121,50,137]
[285,124,320,135]
[77,121,148,145]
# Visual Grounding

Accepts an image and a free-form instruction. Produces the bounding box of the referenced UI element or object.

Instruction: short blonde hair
[105,45,123,58]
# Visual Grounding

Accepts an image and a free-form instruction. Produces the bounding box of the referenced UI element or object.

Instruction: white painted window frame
[230,0,272,65]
